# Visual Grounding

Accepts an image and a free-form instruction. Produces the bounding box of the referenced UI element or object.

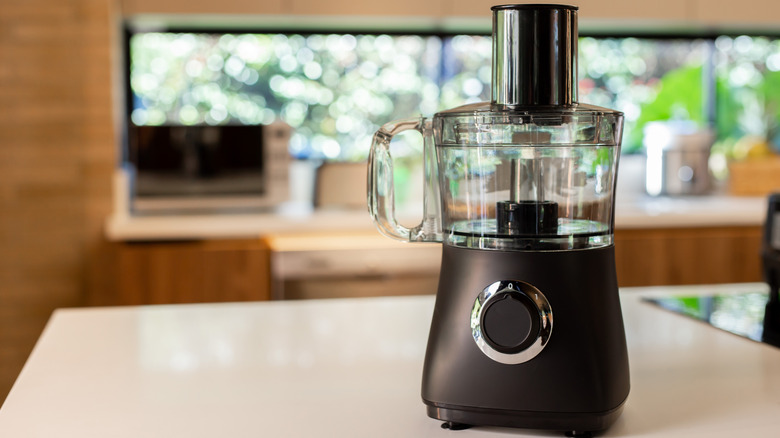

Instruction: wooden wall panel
[443,0,695,21]
[691,0,780,26]
[285,0,442,18]
[0,0,115,404]
[121,0,286,15]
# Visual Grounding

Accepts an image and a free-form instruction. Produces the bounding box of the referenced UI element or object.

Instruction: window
[128,31,443,162]
[124,25,780,199]
[713,35,780,159]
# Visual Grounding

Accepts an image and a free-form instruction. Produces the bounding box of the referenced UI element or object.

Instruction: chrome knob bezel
[471,280,553,364]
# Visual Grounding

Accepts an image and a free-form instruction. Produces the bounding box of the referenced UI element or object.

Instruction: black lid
[491,4,578,11]
[491,4,579,107]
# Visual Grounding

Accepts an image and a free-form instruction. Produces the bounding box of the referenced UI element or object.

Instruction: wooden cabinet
[98,225,763,306]
[263,231,441,300]
[614,226,763,287]
[92,239,271,306]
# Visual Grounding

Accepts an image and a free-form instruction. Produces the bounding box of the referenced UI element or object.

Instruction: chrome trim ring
[470,280,553,365]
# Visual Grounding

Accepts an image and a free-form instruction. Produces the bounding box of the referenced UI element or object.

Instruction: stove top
[644,289,780,348]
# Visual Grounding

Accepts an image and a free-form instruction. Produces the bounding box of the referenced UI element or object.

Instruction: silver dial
[471,280,553,364]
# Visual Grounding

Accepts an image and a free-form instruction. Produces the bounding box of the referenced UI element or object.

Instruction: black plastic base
[762,299,780,348]
[440,421,472,431]
[421,244,630,434]
[426,400,625,434]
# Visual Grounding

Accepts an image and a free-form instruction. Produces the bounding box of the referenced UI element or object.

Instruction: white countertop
[105,195,767,241]
[1,283,779,437]
[105,205,378,241]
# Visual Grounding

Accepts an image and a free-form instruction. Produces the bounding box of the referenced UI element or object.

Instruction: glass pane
[129,32,442,161]
[439,35,493,109]
[578,37,711,153]
[436,36,711,155]
[130,32,717,162]
[713,35,780,160]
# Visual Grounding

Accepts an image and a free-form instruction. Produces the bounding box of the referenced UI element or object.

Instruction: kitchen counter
[105,195,767,241]
[1,283,779,437]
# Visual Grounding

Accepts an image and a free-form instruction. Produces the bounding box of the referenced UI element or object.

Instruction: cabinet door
[97,240,271,306]
[615,226,762,287]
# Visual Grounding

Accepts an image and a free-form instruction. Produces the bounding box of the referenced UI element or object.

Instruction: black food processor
[368,4,630,435]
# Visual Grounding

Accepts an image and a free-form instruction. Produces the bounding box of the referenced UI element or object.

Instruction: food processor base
[426,401,625,435]
[421,244,630,436]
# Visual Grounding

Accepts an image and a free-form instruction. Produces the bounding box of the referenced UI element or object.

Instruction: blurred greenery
[578,37,711,153]
[628,65,706,147]
[129,32,780,161]
[130,33,442,161]
[705,36,780,174]
[762,71,780,148]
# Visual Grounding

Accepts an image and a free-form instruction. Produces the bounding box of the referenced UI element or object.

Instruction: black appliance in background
[131,124,264,193]
[761,193,780,347]
[127,122,291,213]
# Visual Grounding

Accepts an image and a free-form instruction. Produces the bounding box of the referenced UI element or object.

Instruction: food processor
[368,4,630,435]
